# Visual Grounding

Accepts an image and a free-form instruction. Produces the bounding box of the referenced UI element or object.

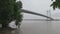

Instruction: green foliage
[51,0,60,10]
[0,0,23,27]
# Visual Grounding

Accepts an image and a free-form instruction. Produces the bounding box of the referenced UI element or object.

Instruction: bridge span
[21,9,54,20]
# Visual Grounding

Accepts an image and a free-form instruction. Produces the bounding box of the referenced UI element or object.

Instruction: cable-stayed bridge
[21,9,54,20]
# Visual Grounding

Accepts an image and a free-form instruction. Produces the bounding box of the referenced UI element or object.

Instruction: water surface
[21,20,60,34]
[0,20,60,34]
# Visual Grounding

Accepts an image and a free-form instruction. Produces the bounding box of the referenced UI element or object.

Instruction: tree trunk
[2,24,9,28]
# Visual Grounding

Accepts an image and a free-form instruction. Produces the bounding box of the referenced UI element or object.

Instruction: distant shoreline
[23,19,60,21]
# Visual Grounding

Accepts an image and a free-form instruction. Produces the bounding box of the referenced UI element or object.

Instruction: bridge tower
[47,10,51,20]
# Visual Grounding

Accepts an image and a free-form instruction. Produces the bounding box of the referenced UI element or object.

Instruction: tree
[51,0,60,10]
[0,0,23,28]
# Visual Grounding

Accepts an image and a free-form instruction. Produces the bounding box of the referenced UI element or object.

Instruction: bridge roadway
[21,9,54,20]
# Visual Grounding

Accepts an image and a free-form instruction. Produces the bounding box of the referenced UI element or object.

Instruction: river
[0,20,60,34]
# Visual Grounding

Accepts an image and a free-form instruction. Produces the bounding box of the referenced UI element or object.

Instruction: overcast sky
[17,0,60,19]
